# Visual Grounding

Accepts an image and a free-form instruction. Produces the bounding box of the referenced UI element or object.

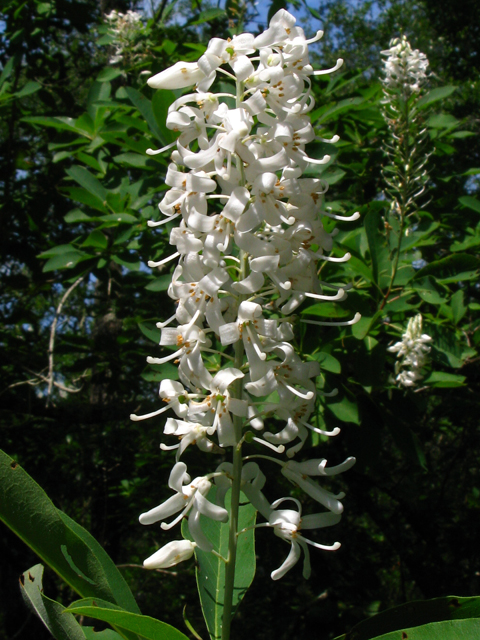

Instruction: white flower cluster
[388,314,432,387]
[104,9,143,65]
[381,35,429,94]
[134,10,358,581]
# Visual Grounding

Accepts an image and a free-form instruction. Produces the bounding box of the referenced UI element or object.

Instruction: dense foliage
[1,0,480,639]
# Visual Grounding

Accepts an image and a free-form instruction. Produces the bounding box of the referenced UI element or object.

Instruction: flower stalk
[380,36,430,309]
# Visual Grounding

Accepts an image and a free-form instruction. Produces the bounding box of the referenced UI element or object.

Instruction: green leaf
[364,209,391,287]
[145,275,171,291]
[412,276,447,305]
[114,152,153,169]
[138,322,161,343]
[152,90,177,144]
[43,250,90,272]
[191,8,227,23]
[84,629,123,640]
[335,595,480,640]
[61,187,109,213]
[141,363,178,382]
[326,394,360,424]
[66,166,107,202]
[66,604,189,640]
[183,489,256,640]
[97,68,124,82]
[0,450,140,612]
[450,290,466,325]
[20,564,86,640]
[15,80,41,98]
[312,352,341,374]
[414,254,480,283]
[424,372,466,388]
[459,196,480,214]
[125,87,163,142]
[351,312,382,340]
[82,230,108,250]
[417,85,457,109]
[99,213,138,224]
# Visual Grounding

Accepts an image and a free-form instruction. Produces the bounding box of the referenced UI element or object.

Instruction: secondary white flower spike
[388,314,432,387]
[381,36,429,94]
[138,9,357,584]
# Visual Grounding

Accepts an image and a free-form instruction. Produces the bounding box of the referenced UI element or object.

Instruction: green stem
[221,77,248,640]
[380,94,410,310]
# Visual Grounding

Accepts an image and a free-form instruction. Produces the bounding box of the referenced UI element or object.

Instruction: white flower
[388,314,432,387]
[381,36,429,93]
[139,462,228,552]
[268,498,340,580]
[144,539,196,569]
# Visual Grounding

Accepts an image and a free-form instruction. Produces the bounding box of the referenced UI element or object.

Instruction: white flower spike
[137,9,357,583]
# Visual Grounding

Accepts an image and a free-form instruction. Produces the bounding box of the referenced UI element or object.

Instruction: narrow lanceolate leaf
[183,489,256,640]
[336,595,480,640]
[66,604,190,640]
[20,564,86,640]
[0,450,140,613]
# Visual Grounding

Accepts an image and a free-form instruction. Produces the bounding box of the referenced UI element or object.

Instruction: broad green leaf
[417,85,457,109]
[412,276,447,305]
[152,90,177,144]
[335,596,480,640]
[20,564,86,640]
[312,351,341,373]
[424,372,466,388]
[64,209,96,223]
[346,254,375,283]
[99,213,138,224]
[145,274,171,291]
[43,250,90,272]
[66,605,189,640]
[39,243,82,258]
[0,450,140,613]
[459,196,480,214]
[111,254,141,270]
[97,68,124,82]
[325,394,360,424]
[125,87,163,142]
[141,362,179,382]
[351,311,382,340]
[301,302,350,318]
[183,489,256,640]
[372,618,480,640]
[84,629,123,640]
[191,8,227,24]
[15,80,41,98]
[428,324,473,368]
[61,187,109,213]
[0,55,14,86]
[414,254,480,283]
[450,290,466,325]
[82,230,108,250]
[138,322,161,343]
[114,152,153,168]
[364,209,391,287]
[22,115,83,132]
[66,165,107,202]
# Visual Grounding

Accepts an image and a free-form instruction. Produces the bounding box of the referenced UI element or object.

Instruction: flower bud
[143,539,196,569]
[147,61,206,90]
